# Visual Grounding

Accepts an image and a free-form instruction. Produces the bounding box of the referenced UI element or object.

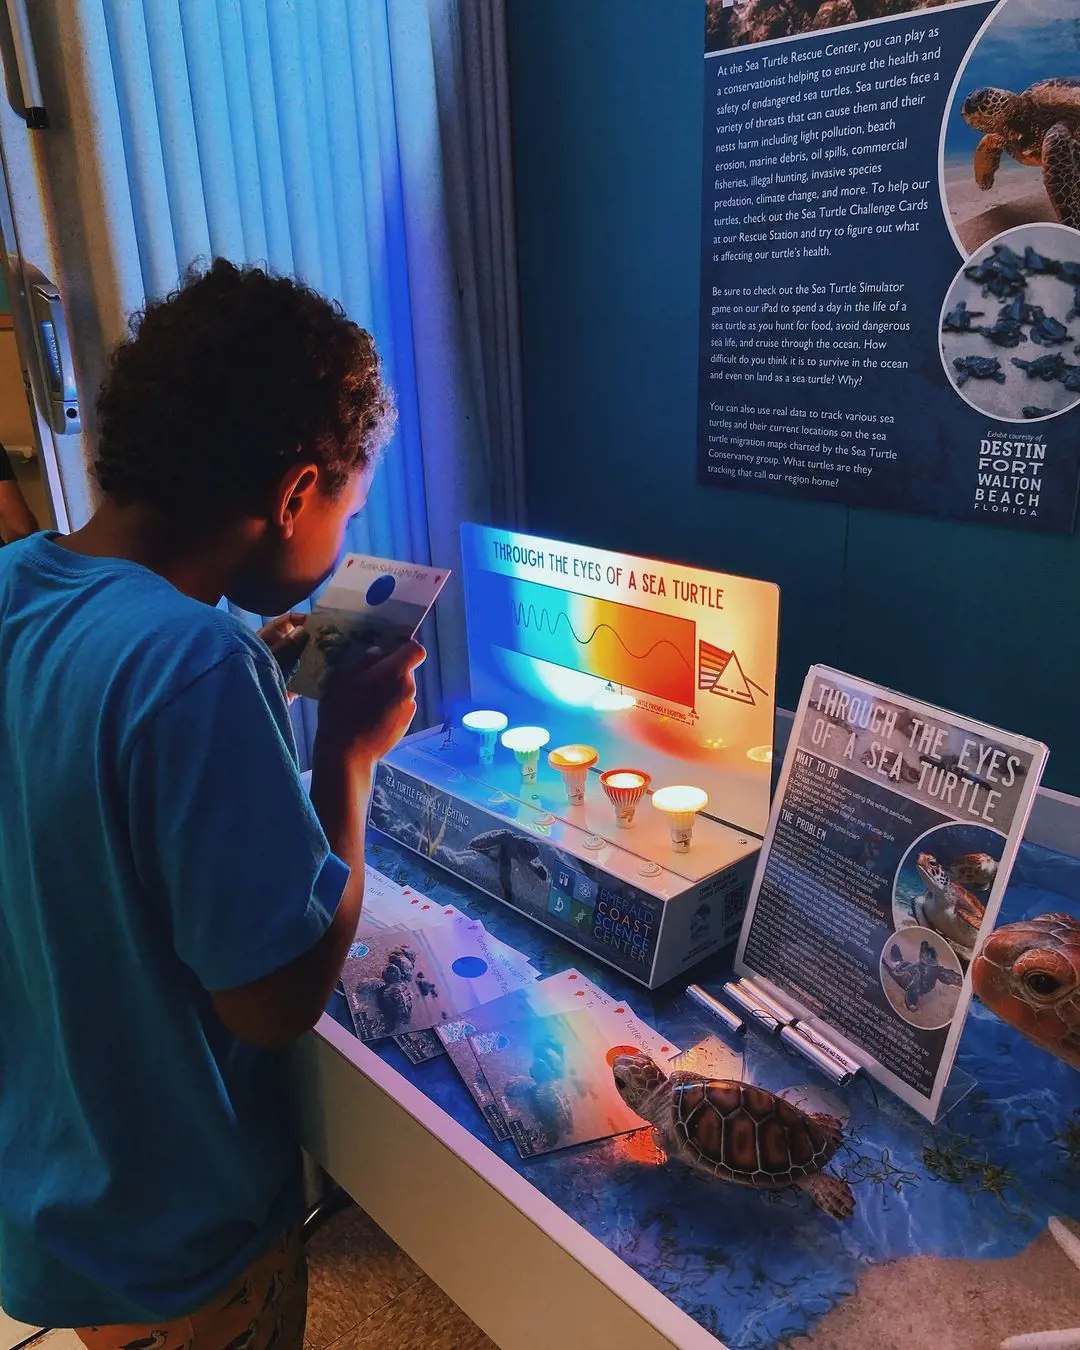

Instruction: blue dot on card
[366,574,396,606]
[452,956,489,979]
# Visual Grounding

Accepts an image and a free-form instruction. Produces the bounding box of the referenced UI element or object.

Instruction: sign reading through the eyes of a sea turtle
[735,665,1048,1121]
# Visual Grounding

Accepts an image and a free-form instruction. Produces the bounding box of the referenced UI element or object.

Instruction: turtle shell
[671,1081,839,1187]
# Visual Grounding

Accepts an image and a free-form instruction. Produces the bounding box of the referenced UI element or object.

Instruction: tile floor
[0,1205,495,1350]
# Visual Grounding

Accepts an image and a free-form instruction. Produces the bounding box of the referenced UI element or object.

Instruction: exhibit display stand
[369,525,780,988]
[732,665,1047,1121]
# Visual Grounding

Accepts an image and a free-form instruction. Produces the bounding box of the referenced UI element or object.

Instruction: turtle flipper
[974,135,1005,190]
[1043,122,1080,229]
[795,1172,854,1220]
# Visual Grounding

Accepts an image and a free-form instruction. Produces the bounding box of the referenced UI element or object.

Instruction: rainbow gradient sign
[461,525,780,837]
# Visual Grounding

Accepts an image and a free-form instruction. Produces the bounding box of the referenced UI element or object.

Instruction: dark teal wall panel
[506,0,1078,792]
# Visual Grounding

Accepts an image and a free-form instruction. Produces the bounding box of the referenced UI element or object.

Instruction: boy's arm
[130,641,423,1049]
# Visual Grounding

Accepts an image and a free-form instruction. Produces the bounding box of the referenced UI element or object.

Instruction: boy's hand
[314,640,425,770]
[258,614,309,700]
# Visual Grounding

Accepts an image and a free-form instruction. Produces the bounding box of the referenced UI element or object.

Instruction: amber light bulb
[548,744,599,805]
[600,768,651,829]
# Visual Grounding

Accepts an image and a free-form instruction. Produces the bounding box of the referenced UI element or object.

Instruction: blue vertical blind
[93,0,499,728]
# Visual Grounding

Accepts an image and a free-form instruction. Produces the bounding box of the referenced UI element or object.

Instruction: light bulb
[652,785,709,853]
[461,710,508,765]
[500,725,551,782]
[547,744,599,805]
[593,686,637,712]
[747,745,773,764]
[600,768,651,829]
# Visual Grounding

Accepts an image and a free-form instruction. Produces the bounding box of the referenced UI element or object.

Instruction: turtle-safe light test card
[734,666,1047,1122]
[471,1007,648,1159]
[289,553,449,700]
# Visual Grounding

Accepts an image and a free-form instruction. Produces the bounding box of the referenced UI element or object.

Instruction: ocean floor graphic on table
[339,837,1080,1349]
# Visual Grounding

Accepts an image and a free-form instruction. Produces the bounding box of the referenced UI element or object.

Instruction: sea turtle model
[467,828,551,902]
[972,913,1080,1070]
[947,851,998,891]
[611,1054,855,1220]
[1013,352,1070,381]
[953,354,1006,387]
[914,852,986,958]
[883,939,963,1010]
[961,78,1080,228]
[942,300,984,333]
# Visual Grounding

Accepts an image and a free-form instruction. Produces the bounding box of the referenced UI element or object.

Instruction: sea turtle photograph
[879,925,965,1029]
[943,0,1080,251]
[893,821,1004,961]
[705,0,968,53]
[940,225,1080,420]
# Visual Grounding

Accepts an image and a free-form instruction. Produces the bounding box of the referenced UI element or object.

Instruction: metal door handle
[23,263,79,435]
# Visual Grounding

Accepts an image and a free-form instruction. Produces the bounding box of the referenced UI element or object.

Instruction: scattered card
[471,1008,648,1158]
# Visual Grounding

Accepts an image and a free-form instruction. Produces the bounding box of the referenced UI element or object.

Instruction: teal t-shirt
[0,534,346,1327]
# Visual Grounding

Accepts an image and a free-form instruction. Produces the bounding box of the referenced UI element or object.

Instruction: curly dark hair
[94,259,395,519]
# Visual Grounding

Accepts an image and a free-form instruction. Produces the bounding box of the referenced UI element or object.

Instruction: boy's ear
[274,464,320,538]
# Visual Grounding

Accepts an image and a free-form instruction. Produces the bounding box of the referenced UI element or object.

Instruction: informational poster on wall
[735,665,1047,1119]
[697,0,1080,532]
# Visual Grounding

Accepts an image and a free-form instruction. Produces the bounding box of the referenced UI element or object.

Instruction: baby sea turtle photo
[611,1054,855,1220]
[961,77,1080,228]
[1013,352,1070,381]
[914,852,986,960]
[942,300,984,333]
[1023,405,1054,418]
[1029,310,1071,347]
[1060,261,1080,286]
[1061,366,1080,392]
[972,913,1080,1071]
[1023,245,1058,274]
[953,354,1006,386]
[964,252,1027,299]
[978,308,1027,348]
[883,939,963,1010]
[1067,288,1080,323]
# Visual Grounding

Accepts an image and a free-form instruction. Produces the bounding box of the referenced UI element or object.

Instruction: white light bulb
[652,785,709,853]
[461,710,508,764]
[500,725,551,782]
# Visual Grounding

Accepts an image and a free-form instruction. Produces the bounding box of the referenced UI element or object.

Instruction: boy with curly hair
[0,260,423,1350]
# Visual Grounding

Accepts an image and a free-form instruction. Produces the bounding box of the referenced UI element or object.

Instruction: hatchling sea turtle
[883,938,963,1010]
[953,354,1006,387]
[914,852,986,958]
[961,77,1080,228]
[972,912,1080,1070]
[611,1054,855,1220]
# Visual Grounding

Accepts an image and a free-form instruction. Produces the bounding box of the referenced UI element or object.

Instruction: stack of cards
[342,871,680,1160]
[435,970,681,1158]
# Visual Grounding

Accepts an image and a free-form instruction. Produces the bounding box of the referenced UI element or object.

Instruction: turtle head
[972,916,1080,1057]
[962,87,1019,134]
[916,851,947,890]
[612,1053,665,1114]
